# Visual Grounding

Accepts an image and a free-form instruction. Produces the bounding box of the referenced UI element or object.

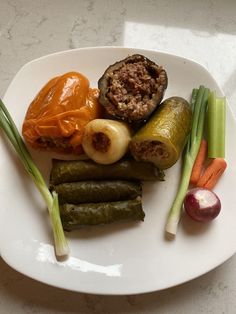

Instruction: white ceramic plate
[0,47,236,295]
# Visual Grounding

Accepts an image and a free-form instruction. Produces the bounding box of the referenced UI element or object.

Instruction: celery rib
[208,92,226,158]
[0,99,69,258]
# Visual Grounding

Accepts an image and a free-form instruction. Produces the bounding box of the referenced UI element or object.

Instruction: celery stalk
[165,86,209,236]
[208,92,226,158]
[0,99,69,258]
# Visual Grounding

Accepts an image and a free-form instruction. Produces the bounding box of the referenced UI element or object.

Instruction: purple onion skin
[184,188,221,222]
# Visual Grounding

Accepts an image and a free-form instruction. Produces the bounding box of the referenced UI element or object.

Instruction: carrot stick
[196,158,227,190]
[190,139,208,184]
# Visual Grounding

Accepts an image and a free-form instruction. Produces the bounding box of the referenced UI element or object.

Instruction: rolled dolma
[50,158,164,185]
[130,97,192,169]
[54,180,142,204]
[60,199,145,230]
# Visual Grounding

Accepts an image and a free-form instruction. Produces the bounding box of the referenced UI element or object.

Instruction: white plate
[0,47,236,295]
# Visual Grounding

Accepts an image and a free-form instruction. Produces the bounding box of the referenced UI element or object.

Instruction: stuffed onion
[82,119,131,164]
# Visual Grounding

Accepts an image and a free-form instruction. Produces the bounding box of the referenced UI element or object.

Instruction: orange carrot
[190,139,208,184]
[196,158,227,190]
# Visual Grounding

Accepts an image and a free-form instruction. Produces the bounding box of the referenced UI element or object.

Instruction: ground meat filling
[131,140,169,161]
[92,132,111,153]
[106,60,167,121]
[37,133,111,153]
[37,136,72,149]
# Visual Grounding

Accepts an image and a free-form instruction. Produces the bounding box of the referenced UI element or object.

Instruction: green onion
[208,92,226,158]
[0,99,69,258]
[165,86,210,236]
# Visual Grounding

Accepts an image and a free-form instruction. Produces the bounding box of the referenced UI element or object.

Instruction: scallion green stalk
[208,92,226,158]
[0,99,69,258]
[165,86,209,236]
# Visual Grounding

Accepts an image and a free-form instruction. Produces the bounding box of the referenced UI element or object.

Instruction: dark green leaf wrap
[50,158,164,185]
[54,180,142,204]
[60,199,145,230]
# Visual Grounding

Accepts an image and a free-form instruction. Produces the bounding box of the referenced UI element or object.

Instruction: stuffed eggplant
[60,199,145,230]
[130,97,192,169]
[54,180,142,204]
[50,158,164,185]
[98,54,168,123]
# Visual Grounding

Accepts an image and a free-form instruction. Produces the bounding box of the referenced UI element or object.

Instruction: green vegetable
[50,158,164,185]
[0,99,69,258]
[165,86,210,236]
[130,97,192,169]
[60,199,145,230]
[54,180,142,204]
[207,92,226,158]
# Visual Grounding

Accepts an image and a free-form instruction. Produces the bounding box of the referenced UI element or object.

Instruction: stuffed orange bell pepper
[22,72,101,154]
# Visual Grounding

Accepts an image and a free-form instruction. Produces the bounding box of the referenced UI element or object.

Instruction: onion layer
[82,119,131,164]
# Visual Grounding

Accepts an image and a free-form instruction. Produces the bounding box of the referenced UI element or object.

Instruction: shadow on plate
[180,212,212,236]
[65,220,143,240]
[164,211,211,242]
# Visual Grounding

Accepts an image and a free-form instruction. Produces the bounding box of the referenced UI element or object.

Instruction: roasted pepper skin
[22,72,101,153]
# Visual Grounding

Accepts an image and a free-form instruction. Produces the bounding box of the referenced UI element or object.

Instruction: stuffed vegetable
[82,119,131,164]
[50,158,164,185]
[54,180,142,204]
[98,54,168,123]
[22,71,101,154]
[130,97,192,169]
[60,199,145,230]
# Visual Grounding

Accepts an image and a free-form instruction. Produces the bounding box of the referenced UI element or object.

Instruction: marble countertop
[1,0,236,313]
